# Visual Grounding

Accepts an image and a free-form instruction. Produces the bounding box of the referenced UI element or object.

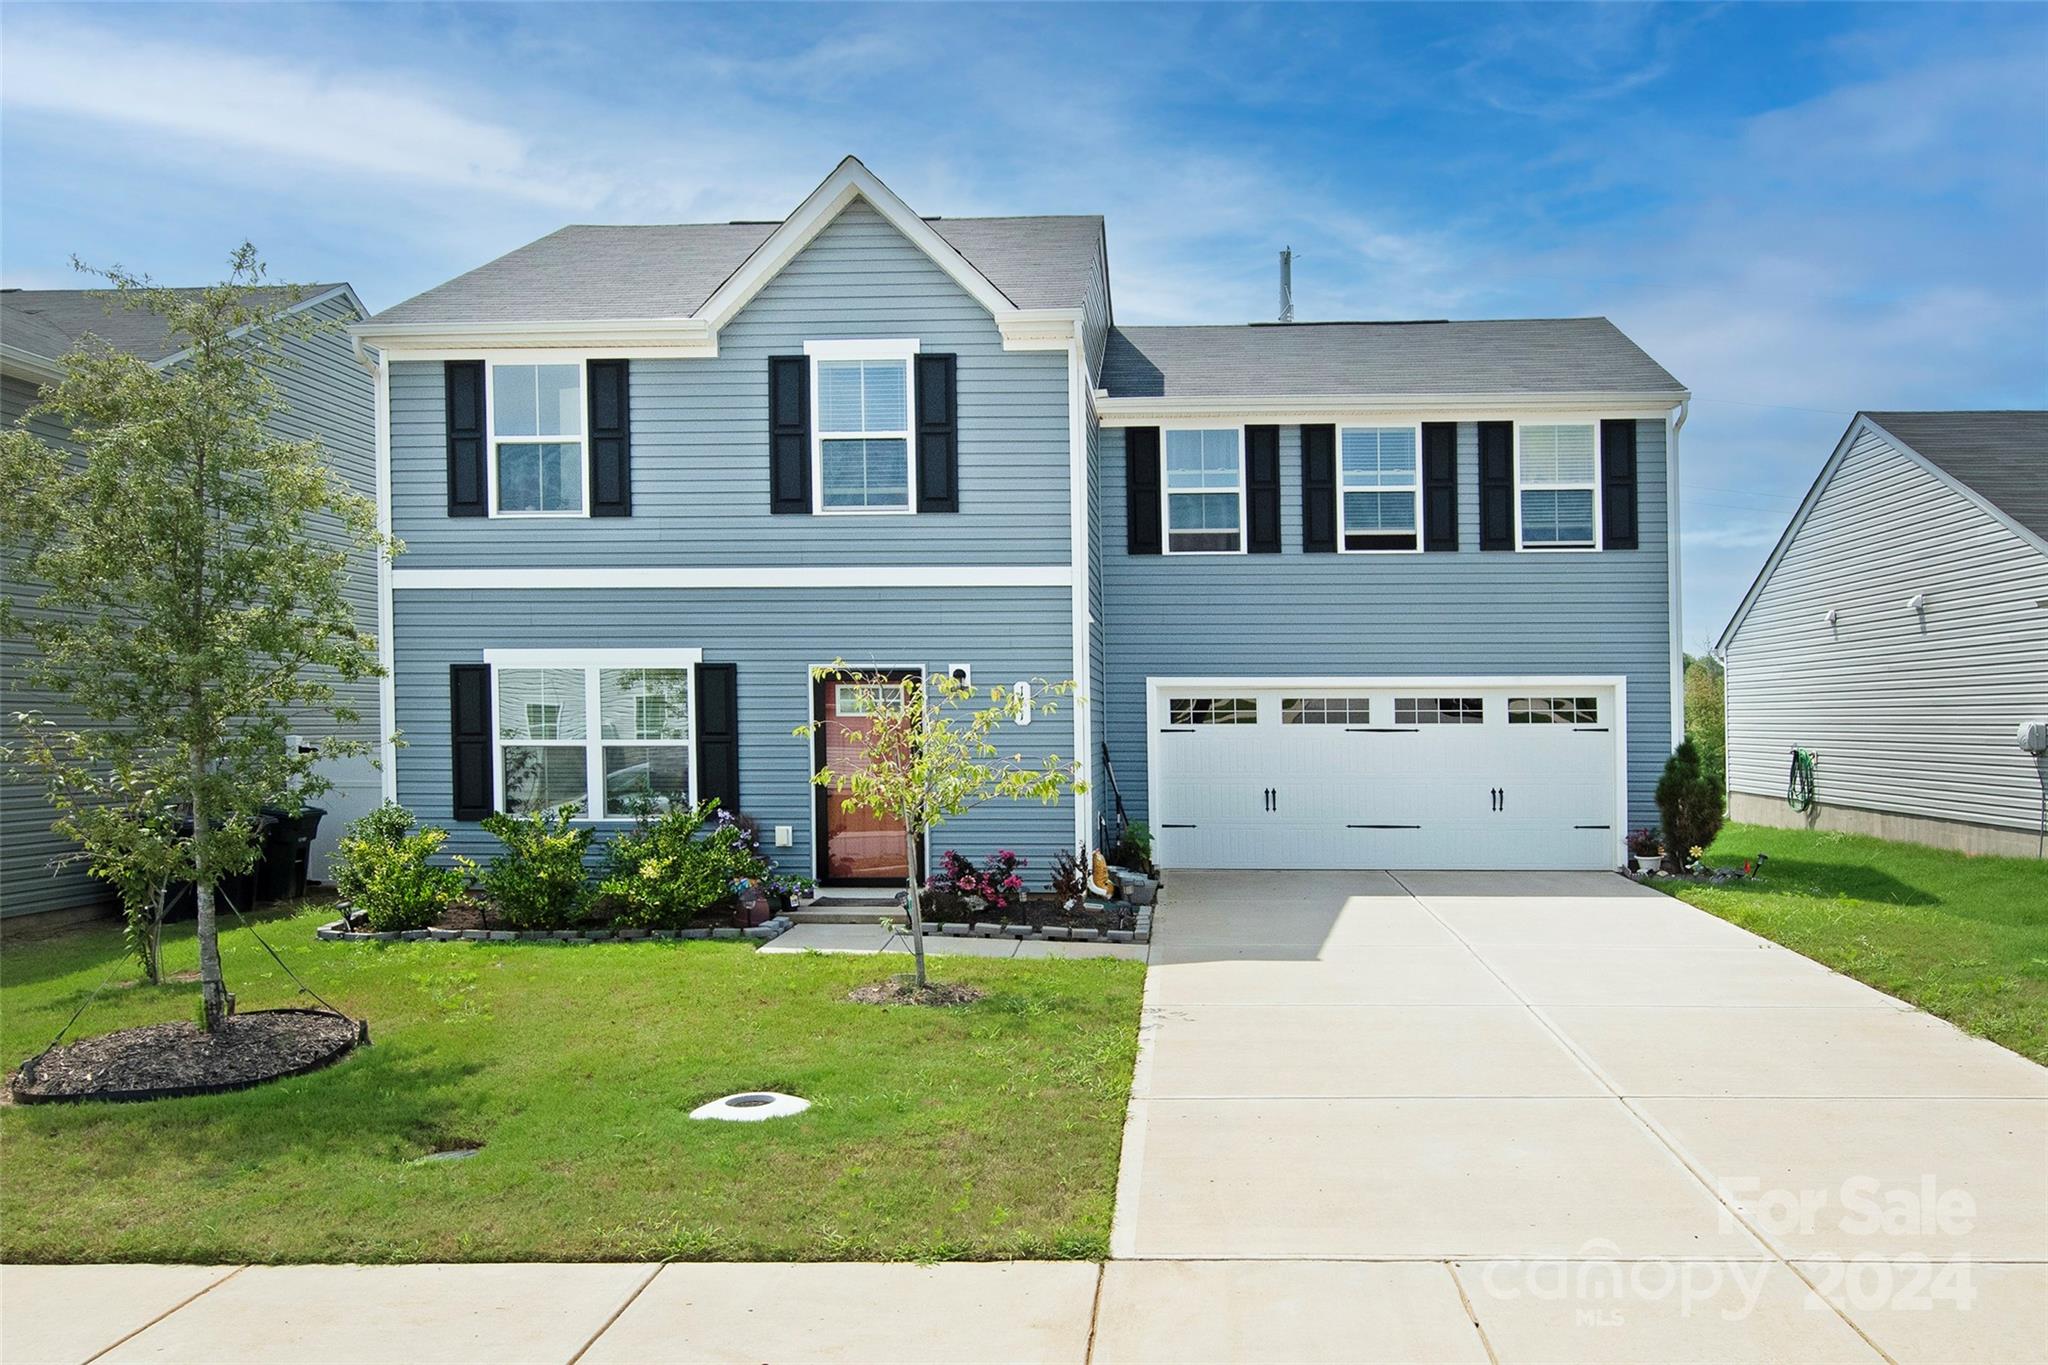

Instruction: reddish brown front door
[815,671,917,884]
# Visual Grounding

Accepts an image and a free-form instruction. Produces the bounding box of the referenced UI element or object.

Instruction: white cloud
[0,20,607,209]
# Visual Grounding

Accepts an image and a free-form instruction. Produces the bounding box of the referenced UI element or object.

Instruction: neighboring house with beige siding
[1718,411,2048,857]
[1,284,381,921]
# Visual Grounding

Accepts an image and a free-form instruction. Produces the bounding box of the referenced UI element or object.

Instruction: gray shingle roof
[1865,410,2048,540]
[1102,318,1684,399]
[1,286,348,364]
[368,216,1105,326]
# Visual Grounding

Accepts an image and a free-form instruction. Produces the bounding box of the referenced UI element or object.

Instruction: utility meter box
[2019,721,2048,756]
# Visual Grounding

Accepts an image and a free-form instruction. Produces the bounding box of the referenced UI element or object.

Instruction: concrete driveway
[1104,871,2048,1364]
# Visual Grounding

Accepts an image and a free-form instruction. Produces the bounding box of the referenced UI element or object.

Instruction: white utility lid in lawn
[690,1092,810,1121]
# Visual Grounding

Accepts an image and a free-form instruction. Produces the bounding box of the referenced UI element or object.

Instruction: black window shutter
[1246,425,1281,553]
[1300,425,1336,552]
[915,353,959,512]
[1479,421,1515,551]
[695,662,740,814]
[1125,427,1162,555]
[449,663,493,821]
[587,360,631,517]
[768,356,810,514]
[445,361,486,517]
[1422,422,1459,552]
[1601,419,1639,550]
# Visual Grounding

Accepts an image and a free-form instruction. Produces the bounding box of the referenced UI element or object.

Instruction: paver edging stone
[317,916,795,946]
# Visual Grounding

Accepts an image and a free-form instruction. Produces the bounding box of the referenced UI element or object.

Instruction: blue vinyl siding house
[2,284,381,920]
[353,157,1688,878]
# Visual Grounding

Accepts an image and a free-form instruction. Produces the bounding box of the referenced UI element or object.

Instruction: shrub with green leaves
[330,802,467,932]
[477,805,595,929]
[1655,740,1725,868]
[597,799,769,929]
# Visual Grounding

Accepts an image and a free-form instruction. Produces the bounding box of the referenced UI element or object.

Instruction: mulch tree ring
[7,1009,367,1105]
[847,977,988,1008]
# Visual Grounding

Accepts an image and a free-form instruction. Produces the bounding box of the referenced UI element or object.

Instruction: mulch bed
[8,1009,365,1105]
[922,896,1140,933]
[847,977,988,1008]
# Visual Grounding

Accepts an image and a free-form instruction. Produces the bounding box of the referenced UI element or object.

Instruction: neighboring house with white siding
[350,156,1690,880]
[1718,411,2048,858]
[1,284,381,921]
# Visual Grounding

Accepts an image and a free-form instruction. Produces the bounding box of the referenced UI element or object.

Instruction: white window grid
[1337,423,1423,554]
[1282,696,1373,725]
[1514,421,1602,551]
[486,358,589,518]
[486,650,701,820]
[807,339,919,517]
[1395,696,1485,725]
[1170,696,1258,725]
[1160,426,1248,556]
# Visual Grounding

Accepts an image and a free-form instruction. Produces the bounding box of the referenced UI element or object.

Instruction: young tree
[799,668,1084,988]
[0,247,386,1026]
[1683,652,1727,796]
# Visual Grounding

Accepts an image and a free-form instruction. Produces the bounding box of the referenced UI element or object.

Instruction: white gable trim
[347,159,1082,357]
[1715,413,2048,654]
[697,157,1017,332]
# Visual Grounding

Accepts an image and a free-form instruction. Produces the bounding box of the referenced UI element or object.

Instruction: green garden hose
[1787,748,1817,812]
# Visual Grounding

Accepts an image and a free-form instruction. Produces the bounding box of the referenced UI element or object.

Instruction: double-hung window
[1339,425,1421,552]
[491,650,698,818]
[1517,423,1599,549]
[490,362,586,515]
[1163,428,1244,553]
[811,341,915,513]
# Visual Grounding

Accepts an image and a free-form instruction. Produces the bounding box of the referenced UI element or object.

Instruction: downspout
[1668,398,1690,752]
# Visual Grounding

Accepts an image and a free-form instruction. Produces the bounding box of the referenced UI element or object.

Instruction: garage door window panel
[1164,429,1245,554]
[1169,696,1257,726]
[1339,426,1421,552]
[1282,696,1372,725]
[1508,696,1599,725]
[1395,696,1484,725]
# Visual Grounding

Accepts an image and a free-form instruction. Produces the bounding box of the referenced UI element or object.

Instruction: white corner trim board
[390,566,1074,591]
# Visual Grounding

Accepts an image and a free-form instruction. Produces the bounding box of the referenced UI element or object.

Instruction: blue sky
[4,2,2043,642]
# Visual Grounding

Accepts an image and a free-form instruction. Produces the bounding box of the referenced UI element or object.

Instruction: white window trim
[1159,422,1249,557]
[1513,418,1603,553]
[484,648,702,821]
[484,355,591,519]
[1336,421,1425,555]
[805,338,920,517]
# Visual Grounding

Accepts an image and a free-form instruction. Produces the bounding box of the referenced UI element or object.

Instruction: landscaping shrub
[924,849,1027,919]
[1655,741,1724,868]
[330,802,468,932]
[1049,847,1089,911]
[477,805,595,929]
[596,799,770,929]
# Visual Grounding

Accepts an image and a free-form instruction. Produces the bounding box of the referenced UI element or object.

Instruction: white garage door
[1150,681,1622,871]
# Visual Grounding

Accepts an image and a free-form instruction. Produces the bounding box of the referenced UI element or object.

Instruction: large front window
[491,362,585,514]
[1518,423,1598,548]
[1340,425,1420,552]
[1163,428,1244,553]
[494,656,694,817]
[814,355,912,512]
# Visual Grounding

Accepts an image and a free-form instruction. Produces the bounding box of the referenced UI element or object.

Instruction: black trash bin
[255,805,326,903]
[163,810,275,920]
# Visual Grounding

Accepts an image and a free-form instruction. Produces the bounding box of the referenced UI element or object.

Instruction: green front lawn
[1661,823,2048,1063]
[0,904,1144,1264]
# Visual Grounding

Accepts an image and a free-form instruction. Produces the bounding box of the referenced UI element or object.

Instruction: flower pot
[1630,855,1662,874]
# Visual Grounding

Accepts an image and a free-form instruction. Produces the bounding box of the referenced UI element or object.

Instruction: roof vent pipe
[1278,248,1294,324]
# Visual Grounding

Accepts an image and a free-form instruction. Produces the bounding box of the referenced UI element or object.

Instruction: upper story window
[810,341,916,514]
[1163,428,1244,554]
[1518,423,1599,549]
[495,658,693,818]
[1340,426,1421,552]
[490,362,586,515]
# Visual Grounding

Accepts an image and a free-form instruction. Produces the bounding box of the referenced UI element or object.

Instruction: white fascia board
[350,318,717,363]
[998,309,1085,351]
[393,565,1073,591]
[0,344,64,385]
[696,156,1019,332]
[1097,391,1689,425]
[152,284,368,372]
